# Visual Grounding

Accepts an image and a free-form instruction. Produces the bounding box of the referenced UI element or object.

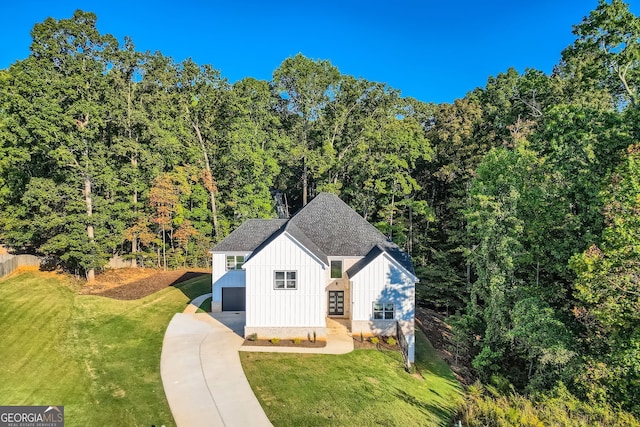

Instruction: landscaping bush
[387,337,396,346]
[270,338,280,345]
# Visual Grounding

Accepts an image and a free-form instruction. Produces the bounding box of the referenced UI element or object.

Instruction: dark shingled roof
[345,243,416,278]
[212,193,415,275]
[286,193,415,274]
[283,222,328,265]
[346,245,384,278]
[211,219,287,252]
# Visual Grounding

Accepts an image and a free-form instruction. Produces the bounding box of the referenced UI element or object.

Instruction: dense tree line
[0,0,638,418]
[0,11,429,277]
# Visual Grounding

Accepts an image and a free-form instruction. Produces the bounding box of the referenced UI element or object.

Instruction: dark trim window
[274,271,297,289]
[226,255,244,270]
[373,302,395,320]
[330,260,343,279]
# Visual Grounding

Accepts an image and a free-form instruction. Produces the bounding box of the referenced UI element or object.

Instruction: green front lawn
[1,270,462,426]
[195,296,212,313]
[0,271,211,426]
[241,329,463,426]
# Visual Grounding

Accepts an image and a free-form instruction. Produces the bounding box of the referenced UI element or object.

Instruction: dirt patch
[415,306,473,384]
[81,268,209,300]
[243,339,326,348]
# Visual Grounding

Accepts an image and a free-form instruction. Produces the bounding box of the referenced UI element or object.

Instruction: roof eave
[348,246,418,283]
[282,231,328,266]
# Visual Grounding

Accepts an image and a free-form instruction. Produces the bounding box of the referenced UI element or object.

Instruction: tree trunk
[210,188,218,239]
[162,224,167,271]
[128,82,138,268]
[389,192,395,241]
[131,185,138,268]
[617,64,636,108]
[84,174,95,281]
[192,122,220,239]
[302,158,308,206]
[408,201,413,255]
[302,122,309,206]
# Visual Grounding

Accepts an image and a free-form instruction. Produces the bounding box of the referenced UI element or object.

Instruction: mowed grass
[195,296,212,313]
[1,270,462,426]
[241,329,463,426]
[0,270,211,426]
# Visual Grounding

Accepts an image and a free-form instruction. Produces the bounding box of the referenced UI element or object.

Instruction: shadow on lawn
[170,272,211,301]
[392,387,458,424]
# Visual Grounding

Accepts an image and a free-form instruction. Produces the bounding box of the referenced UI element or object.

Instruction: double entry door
[328,290,344,316]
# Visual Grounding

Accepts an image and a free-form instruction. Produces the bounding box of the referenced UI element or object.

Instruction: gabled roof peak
[211,219,287,253]
[287,192,391,257]
[212,192,414,274]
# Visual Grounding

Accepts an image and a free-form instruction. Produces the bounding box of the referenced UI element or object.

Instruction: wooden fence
[0,254,42,279]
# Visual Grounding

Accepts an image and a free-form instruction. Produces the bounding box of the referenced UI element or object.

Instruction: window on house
[274,271,297,289]
[373,302,395,320]
[226,255,244,270]
[330,260,343,279]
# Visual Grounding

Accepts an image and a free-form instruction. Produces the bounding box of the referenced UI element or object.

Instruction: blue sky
[2,1,636,104]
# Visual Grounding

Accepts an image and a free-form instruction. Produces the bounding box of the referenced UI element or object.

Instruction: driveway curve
[161,312,272,427]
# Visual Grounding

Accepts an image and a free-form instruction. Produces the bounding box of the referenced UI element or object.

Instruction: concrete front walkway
[161,297,355,426]
[182,292,212,314]
[237,317,354,355]
[161,312,272,427]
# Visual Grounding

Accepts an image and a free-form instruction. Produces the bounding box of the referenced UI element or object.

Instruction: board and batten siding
[211,252,248,311]
[244,232,326,338]
[350,251,416,362]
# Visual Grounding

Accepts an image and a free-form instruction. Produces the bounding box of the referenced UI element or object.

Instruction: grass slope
[0,271,211,426]
[241,329,463,426]
[1,270,461,426]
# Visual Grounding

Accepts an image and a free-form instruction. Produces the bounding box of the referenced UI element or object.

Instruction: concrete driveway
[160,312,272,427]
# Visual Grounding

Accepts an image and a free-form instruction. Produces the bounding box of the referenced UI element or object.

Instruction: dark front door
[222,287,245,311]
[328,291,344,316]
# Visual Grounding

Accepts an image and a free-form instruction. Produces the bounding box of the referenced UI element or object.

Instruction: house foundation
[350,319,398,337]
[244,326,327,341]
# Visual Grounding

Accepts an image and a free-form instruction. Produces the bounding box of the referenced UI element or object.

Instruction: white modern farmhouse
[210,192,418,362]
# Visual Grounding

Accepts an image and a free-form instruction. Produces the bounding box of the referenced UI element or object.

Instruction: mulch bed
[243,339,326,348]
[242,336,401,350]
[80,268,210,300]
[353,336,399,351]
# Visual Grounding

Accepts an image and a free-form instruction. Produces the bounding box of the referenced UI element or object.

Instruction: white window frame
[373,302,395,320]
[226,255,244,270]
[330,260,343,279]
[274,270,297,289]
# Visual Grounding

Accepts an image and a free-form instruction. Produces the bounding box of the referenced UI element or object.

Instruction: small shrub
[313,331,317,343]
[360,332,364,342]
[270,338,280,345]
[387,337,396,346]
[293,338,301,345]
[247,333,257,341]
[370,336,379,345]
